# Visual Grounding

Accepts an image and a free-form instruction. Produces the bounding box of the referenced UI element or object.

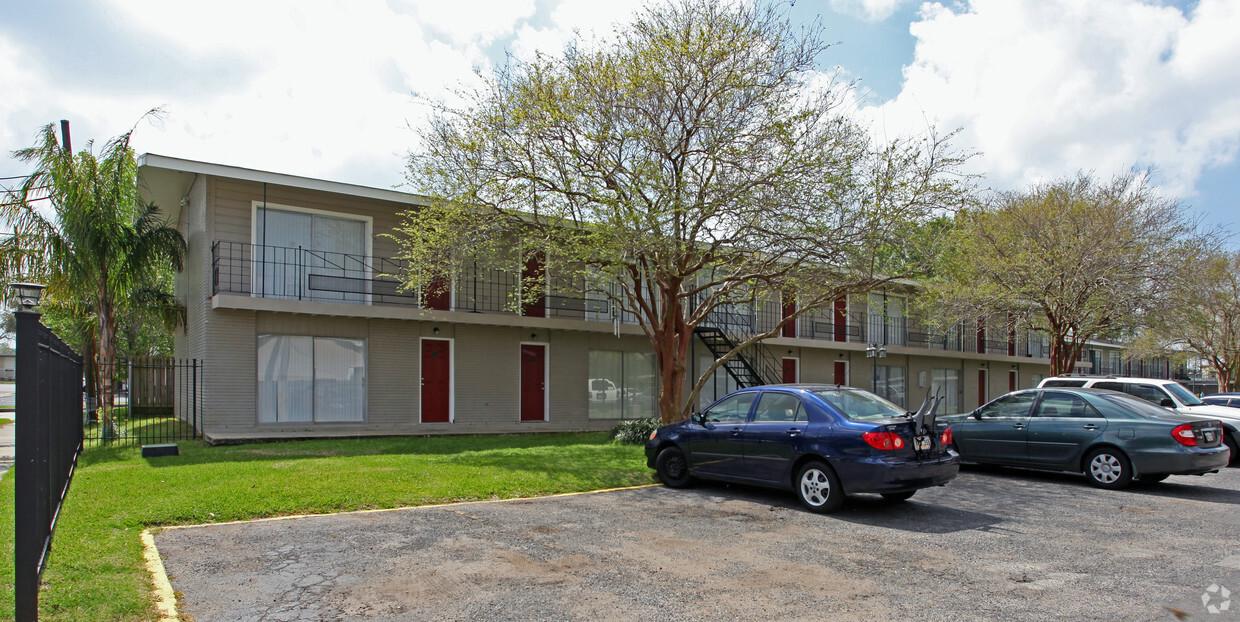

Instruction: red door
[521,344,546,421]
[833,297,847,342]
[1009,370,1017,392]
[522,253,546,317]
[782,358,798,383]
[782,293,796,338]
[421,339,451,423]
[833,361,847,386]
[977,369,987,406]
[423,275,450,311]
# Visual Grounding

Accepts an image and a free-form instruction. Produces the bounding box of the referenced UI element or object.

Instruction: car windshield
[1094,392,1180,419]
[1163,382,1204,406]
[812,388,906,421]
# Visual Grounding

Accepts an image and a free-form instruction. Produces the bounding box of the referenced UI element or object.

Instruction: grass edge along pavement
[0,431,653,621]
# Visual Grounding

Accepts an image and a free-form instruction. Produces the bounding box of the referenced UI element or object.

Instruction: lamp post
[866,342,887,395]
[10,282,45,312]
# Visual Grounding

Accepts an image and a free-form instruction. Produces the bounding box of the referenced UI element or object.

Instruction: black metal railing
[15,310,84,622]
[213,241,608,320]
[84,358,203,447]
[697,302,782,386]
[213,242,1063,362]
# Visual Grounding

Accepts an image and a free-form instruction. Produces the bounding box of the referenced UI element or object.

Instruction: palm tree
[0,120,186,432]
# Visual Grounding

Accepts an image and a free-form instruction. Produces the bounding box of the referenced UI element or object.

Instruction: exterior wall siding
[146,161,1061,441]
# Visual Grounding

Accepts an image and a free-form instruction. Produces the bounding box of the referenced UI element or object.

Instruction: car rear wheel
[880,491,916,502]
[1084,448,1133,489]
[655,446,693,488]
[795,461,844,513]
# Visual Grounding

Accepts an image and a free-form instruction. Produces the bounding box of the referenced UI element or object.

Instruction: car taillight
[863,431,905,450]
[940,427,953,446]
[1171,423,1197,447]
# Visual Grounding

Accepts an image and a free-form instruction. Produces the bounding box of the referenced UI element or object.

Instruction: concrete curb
[141,529,180,622]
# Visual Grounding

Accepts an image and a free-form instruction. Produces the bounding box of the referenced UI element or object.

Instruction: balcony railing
[211,241,606,319]
[211,241,1060,361]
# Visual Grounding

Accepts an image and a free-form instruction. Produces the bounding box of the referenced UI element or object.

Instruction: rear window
[812,388,906,421]
[1041,379,1087,388]
[1094,393,1179,419]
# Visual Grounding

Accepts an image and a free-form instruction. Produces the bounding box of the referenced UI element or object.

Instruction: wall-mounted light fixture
[432,327,439,335]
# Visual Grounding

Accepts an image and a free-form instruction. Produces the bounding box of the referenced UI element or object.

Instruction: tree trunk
[98,281,117,436]
[654,291,692,425]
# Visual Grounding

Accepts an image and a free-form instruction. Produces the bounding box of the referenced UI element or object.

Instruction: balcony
[210,241,1054,361]
[211,241,607,320]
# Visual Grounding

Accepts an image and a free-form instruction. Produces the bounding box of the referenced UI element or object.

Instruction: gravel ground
[154,466,1240,621]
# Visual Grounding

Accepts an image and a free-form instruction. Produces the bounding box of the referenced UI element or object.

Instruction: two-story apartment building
[137,154,1169,442]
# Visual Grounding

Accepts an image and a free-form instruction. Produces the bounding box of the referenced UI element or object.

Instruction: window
[753,392,804,423]
[867,293,907,346]
[588,350,656,419]
[1033,392,1099,418]
[702,392,755,424]
[976,392,1036,418]
[258,335,366,423]
[931,369,961,415]
[1126,384,1171,405]
[874,365,906,408]
[253,205,369,303]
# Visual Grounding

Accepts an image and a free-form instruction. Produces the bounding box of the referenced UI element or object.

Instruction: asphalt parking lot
[154,466,1240,621]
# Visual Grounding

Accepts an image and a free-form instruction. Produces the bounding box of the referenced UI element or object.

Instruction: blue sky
[1,0,1236,238]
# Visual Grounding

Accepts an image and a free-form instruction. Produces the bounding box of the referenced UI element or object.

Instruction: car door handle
[1082,424,1099,430]
[786,428,802,436]
[731,427,743,436]
[1012,423,1026,429]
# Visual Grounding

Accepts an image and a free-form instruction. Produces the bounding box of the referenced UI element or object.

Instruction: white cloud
[864,0,1240,197]
[827,0,914,22]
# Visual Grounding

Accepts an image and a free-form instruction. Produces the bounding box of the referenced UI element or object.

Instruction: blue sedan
[944,388,1229,489]
[644,385,959,513]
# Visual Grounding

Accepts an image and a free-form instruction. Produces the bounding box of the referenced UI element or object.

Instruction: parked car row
[645,378,1231,513]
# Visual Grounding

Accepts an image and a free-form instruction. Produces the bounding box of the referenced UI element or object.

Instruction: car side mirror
[971,410,982,420]
[1160,398,1175,408]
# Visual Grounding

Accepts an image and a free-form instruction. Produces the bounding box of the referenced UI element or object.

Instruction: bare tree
[396,0,972,423]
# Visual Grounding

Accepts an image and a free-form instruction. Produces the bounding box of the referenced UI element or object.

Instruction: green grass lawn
[0,432,652,621]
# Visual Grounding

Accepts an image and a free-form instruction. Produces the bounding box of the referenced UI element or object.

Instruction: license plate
[1204,431,1216,443]
[914,436,931,451]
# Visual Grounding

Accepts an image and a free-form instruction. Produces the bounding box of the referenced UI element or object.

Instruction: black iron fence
[84,358,202,447]
[15,310,84,621]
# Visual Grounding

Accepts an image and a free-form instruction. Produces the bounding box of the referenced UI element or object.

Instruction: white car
[1038,376,1239,465]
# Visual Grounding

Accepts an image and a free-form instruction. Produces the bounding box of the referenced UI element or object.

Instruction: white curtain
[931,368,961,415]
[257,335,366,423]
[314,338,366,422]
[257,335,314,422]
[254,207,367,302]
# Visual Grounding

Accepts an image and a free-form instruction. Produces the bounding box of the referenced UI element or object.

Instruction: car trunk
[879,419,952,459]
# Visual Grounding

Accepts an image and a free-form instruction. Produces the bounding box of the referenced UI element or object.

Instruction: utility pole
[59,120,71,156]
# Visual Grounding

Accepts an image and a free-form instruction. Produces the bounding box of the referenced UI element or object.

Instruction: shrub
[611,418,661,445]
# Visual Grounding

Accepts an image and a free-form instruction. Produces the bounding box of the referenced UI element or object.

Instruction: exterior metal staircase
[693,305,783,388]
